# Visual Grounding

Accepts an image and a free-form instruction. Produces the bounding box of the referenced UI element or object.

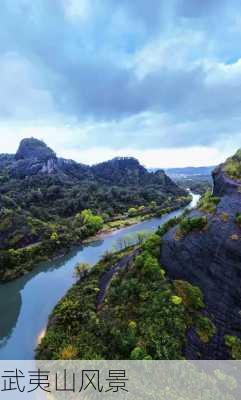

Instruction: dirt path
[96,249,140,309]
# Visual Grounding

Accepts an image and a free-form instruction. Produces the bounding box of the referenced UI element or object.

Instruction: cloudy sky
[1,0,241,167]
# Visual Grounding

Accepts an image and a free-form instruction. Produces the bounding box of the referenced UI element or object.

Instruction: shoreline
[0,197,192,283]
[83,201,192,244]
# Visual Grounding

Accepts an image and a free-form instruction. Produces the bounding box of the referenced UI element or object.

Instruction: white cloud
[204,58,241,85]
[132,30,207,79]
[1,1,241,167]
[62,0,92,22]
[0,121,234,168]
[62,145,229,168]
[0,53,56,120]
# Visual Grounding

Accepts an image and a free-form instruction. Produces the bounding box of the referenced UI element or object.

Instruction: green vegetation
[157,216,182,237]
[220,212,229,222]
[224,149,241,180]
[195,316,216,343]
[225,335,241,359]
[75,263,92,279]
[103,200,191,234]
[171,296,183,305]
[235,213,241,227]
[0,209,103,281]
[176,216,208,238]
[128,207,138,216]
[174,280,205,310]
[37,233,212,360]
[198,191,220,213]
[156,210,203,242]
[174,280,215,344]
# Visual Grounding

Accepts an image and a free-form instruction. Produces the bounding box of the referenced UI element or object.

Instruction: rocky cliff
[161,152,241,359]
[1,137,186,197]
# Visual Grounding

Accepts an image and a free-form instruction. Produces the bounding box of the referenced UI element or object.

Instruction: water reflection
[0,247,80,343]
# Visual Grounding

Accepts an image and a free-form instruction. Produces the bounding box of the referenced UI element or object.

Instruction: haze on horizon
[0,0,241,168]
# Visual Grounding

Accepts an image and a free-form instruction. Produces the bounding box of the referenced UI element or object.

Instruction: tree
[75,209,104,236]
[142,234,160,258]
[128,207,137,216]
[149,201,157,210]
[75,263,91,279]
[50,232,59,242]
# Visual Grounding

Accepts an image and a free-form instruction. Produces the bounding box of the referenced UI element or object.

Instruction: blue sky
[1,0,241,167]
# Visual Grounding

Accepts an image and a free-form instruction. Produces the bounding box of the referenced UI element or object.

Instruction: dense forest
[0,138,190,281]
[37,221,214,360]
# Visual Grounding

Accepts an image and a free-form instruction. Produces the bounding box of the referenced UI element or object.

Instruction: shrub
[149,201,157,210]
[236,213,241,227]
[224,150,241,180]
[128,321,137,331]
[128,207,137,216]
[60,344,78,360]
[171,296,183,305]
[142,233,160,258]
[50,232,59,241]
[195,316,216,343]
[130,347,151,360]
[75,263,91,279]
[76,209,104,236]
[135,252,161,279]
[220,212,229,222]
[157,216,181,237]
[174,281,205,310]
[136,231,149,245]
[179,216,208,236]
[225,335,241,359]
[198,191,220,214]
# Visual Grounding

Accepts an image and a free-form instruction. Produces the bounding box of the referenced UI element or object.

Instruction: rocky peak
[15,138,56,161]
[91,157,147,185]
[95,157,144,171]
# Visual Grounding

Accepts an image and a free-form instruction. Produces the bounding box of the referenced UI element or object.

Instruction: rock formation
[161,153,241,359]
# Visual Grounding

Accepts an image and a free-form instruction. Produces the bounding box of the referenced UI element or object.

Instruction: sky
[0,0,241,167]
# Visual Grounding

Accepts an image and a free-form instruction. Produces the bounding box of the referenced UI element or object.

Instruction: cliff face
[161,159,241,359]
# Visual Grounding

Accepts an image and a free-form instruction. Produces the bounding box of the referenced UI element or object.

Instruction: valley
[0,194,199,359]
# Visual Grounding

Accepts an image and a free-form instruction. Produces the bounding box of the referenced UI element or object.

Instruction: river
[0,192,200,360]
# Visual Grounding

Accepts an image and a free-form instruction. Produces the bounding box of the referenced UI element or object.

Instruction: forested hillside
[0,138,189,281]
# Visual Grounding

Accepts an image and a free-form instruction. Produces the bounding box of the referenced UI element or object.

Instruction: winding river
[0,192,200,360]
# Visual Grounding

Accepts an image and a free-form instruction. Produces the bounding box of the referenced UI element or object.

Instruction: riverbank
[0,196,192,283]
[84,198,192,243]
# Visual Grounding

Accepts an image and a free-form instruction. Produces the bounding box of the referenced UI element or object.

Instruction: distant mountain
[165,166,215,176]
[150,166,215,177]
[160,166,215,195]
[2,139,187,198]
